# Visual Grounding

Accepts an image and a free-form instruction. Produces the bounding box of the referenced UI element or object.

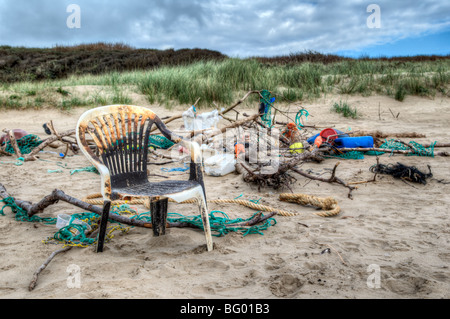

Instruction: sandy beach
[1,90,449,299]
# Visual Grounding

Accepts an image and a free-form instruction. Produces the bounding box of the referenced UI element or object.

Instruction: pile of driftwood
[2,90,448,200]
[159,91,449,198]
[2,89,448,200]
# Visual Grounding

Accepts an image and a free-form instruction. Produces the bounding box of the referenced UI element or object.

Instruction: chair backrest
[76,105,181,188]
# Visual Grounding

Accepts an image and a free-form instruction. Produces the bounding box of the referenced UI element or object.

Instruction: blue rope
[161,163,189,172]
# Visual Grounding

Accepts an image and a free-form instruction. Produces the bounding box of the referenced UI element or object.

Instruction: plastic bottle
[334,136,374,148]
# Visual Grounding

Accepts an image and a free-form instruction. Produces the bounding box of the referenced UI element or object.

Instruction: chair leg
[197,195,213,252]
[150,198,168,237]
[96,200,111,253]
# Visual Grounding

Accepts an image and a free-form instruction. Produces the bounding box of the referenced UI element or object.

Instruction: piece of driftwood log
[352,130,426,139]
[28,224,101,291]
[0,183,151,228]
[6,130,23,157]
[28,246,72,291]
[3,188,152,228]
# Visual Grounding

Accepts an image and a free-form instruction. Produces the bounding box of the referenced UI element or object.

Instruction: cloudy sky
[0,0,449,57]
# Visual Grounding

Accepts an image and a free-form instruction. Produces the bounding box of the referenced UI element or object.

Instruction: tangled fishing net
[379,139,437,157]
[370,162,433,185]
[148,135,175,149]
[133,210,277,237]
[2,134,42,155]
[328,139,437,160]
[1,197,276,248]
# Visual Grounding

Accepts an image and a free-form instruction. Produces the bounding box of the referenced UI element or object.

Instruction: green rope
[325,151,365,160]
[365,150,386,156]
[49,212,100,247]
[295,109,309,130]
[378,139,436,157]
[328,139,437,160]
[134,210,277,237]
[0,157,25,166]
[148,135,175,150]
[112,135,174,151]
[2,134,42,155]
[37,158,98,175]
[0,197,56,224]
[48,169,63,174]
[70,166,99,175]
[260,90,275,128]
[52,224,95,246]
[2,196,276,248]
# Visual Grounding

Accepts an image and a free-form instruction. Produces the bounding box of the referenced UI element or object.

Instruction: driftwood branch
[219,90,261,117]
[230,211,277,226]
[350,131,427,145]
[45,121,79,155]
[290,162,357,199]
[348,157,380,186]
[28,246,72,291]
[424,143,450,148]
[0,183,152,228]
[254,118,291,146]
[6,130,23,158]
[0,147,11,156]
[28,224,100,291]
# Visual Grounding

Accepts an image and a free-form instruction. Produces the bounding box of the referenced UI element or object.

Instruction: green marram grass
[1,58,449,110]
[332,101,358,119]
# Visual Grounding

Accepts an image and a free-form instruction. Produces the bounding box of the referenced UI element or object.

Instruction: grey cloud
[0,0,449,56]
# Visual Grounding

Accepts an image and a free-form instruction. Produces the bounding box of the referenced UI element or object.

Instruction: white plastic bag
[56,214,91,235]
[204,154,236,177]
[182,106,221,131]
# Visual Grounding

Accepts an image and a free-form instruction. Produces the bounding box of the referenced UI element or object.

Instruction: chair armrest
[96,163,112,200]
[183,140,206,195]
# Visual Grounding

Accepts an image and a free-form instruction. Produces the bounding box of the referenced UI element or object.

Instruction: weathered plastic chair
[75,105,213,253]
